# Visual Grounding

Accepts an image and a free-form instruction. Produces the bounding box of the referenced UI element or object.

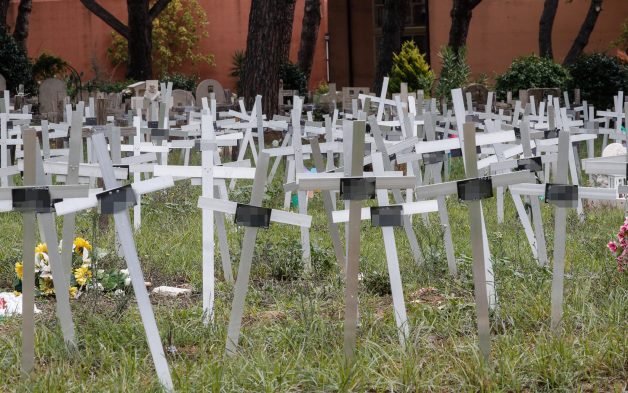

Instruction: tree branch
[149,0,173,22]
[563,0,603,65]
[80,0,128,38]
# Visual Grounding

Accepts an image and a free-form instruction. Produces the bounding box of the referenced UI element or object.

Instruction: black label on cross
[234,204,272,228]
[151,128,169,138]
[147,121,159,129]
[517,156,543,172]
[544,183,578,208]
[11,187,53,213]
[457,177,493,201]
[96,184,137,214]
[85,117,97,126]
[422,151,446,164]
[340,177,376,200]
[370,205,403,227]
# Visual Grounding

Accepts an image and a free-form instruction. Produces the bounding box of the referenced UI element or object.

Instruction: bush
[279,62,307,96]
[435,46,470,102]
[32,53,68,81]
[160,72,199,91]
[567,53,628,110]
[0,31,35,94]
[495,55,571,100]
[389,40,434,94]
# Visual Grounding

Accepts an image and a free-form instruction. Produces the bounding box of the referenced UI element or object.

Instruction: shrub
[107,0,214,75]
[435,46,471,102]
[0,31,35,94]
[85,79,136,94]
[279,62,308,96]
[388,40,434,94]
[567,53,628,110]
[160,72,199,91]
[32,53,68,81]
[495,55,571,100]
[230,50,245,96]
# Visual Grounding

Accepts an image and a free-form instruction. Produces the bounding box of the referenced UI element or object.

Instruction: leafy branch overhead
[107,0,214,76]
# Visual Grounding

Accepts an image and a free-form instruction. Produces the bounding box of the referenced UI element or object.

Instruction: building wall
[329,0,628,89]
[6,0,329,91]
[428,0,628,78]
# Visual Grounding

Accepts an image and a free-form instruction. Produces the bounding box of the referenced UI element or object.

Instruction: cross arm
[197,197,312,228]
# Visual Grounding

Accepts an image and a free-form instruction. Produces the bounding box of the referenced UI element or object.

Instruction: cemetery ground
[0,153,626,392]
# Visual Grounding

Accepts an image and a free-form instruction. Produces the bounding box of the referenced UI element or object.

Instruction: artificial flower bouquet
[13,237,130,298]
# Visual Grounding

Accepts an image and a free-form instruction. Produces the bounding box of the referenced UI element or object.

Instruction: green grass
[0,152,626,392]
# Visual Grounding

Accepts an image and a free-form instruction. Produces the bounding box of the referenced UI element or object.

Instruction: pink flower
[608,241,618,253]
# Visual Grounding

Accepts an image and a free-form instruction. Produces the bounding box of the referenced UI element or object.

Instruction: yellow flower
[15,262,23,279]
[39,277,55,296]
[69,287,78,298]
[13,291,21,297]
[74,266,92,287]
[73,237,92,255]
[35,243,48,254]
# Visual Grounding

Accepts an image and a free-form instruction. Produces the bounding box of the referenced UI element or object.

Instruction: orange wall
[6,0,329,90]
[328,0,627,89]
[429,0,628,78]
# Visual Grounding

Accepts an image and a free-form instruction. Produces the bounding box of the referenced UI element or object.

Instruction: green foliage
[107,0,215,75]
[495,55,571,100]
[259,237,335,281]
[314,80,329,95]
[85,79,136,94]
[567,53,628,109]
[361,265,391,296]
[31,53,68,81]
[230,50,245,96]
[160,72,199,91]
[0,31,35,94]
[611,18,628,52]
[388,40,434,94]
[279,62,308,96]
[435,46,471,102]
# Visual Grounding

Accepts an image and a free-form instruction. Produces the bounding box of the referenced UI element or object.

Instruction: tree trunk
[539,0,559,59]
[297,0,321,81]
[0,0,10,34]
[563,0,603,66]
[242,0,296,115]
[448,0,482,52]
[126,0,152,80]
[373,0,406,95]
[12,0,32,50]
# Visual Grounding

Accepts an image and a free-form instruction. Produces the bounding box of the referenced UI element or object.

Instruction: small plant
[85,79,136,94]
[279,62,308,96]
[495,55,571,100]
[607,218,628,272]
[567,53,627,109]
[0,31,35,94]
[160,72,199,91]
[435,46,471,103]
[230,50,245,96]
[314,80,330,95]
[361,265,391,296]
[388,40,434,94]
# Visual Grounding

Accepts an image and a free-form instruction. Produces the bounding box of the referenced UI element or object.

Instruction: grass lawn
[0,153,626,392]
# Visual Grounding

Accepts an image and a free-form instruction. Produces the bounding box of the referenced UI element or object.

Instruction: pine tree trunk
[12,0,32,50]
[373,0,406,95]
[539,0,559,59]
[126,0,152,80]
[563,0,603,66]
[448,0,482,52]
[242,0,296,115]
[297,0,321,81]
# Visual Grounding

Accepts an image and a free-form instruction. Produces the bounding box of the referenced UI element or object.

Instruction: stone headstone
[38,78,67,114]
[172,89,195,107]
[196,79,226,104]
[527,88,561,106]
[341,87,370,112]
[463,83,489,110]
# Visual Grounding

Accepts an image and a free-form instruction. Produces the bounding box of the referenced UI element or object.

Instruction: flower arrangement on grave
[13,237,130,298]
[607,217,628,272]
